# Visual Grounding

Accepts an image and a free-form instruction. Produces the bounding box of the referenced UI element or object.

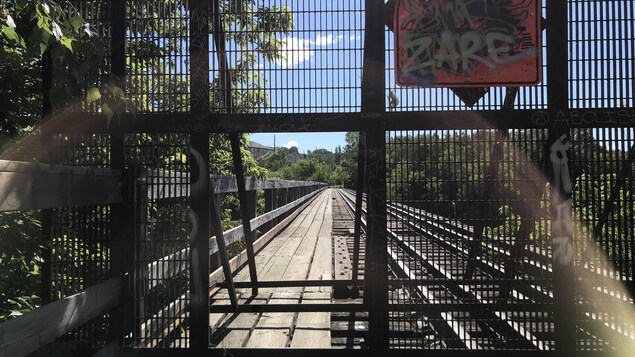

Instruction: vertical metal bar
[210,0,259,295]
[264,188,276,232]
[362,0,388,351]
[464,129,502,279]
[278,188,288,222]
[351,131,366,294]
[189,0,212,350]
[547,0,575,353]
[108,0,131,346]
[230,134,260,296]
[593,144,635,241]
[209,193,222,271]
[365,126,389,351]
[209,182,238,311]
[109,166,136,343]
[40,49,53,306]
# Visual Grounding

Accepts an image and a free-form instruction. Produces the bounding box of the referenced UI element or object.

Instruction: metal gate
[39,0,635,355]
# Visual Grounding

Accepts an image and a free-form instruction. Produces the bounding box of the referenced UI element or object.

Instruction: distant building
[248,141,275,157]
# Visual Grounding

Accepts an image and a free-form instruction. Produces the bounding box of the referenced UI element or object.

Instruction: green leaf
[70,16,84,32]
[87,87,101,103]
[102,103,114,123]
[111,85,125,98]
[60,36,75,53]
[2,26,25,47]
[38,42,47,55]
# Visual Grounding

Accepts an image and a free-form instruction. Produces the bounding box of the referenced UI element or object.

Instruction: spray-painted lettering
[550,135,574,266]
[395,0,541,87]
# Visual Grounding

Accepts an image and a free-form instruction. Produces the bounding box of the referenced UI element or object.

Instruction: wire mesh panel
[127,0,190,113]
[571,127,635,351]
[128,133,191,348]
[44,1,112,114]
[211,0,364,114]
[568,1,635,109]
[386,129,553,350]
[385,1,549,112]
[37,3,114,354]
[48,134,112,352]
[26,0,635,354]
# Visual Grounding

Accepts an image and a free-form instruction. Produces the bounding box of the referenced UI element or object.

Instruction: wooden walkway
[210,189,334,348]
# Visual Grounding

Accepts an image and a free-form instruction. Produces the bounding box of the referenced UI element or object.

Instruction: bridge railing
[0,159,326,356]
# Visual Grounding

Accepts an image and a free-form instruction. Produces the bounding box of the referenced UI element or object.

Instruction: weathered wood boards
[0,159,325,212]
[0,160,121,211]
[0,277,122,357]
[210,190,334,348]
[140,189,324,348]
[146,172,324,200]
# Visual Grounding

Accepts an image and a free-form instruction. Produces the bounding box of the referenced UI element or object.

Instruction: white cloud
[276,37,313,68]
[315,34,344,47]
[275,33,346,68]
[283,140,299,149]
[315,34,333,46]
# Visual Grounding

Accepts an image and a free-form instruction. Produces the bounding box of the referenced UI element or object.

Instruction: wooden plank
[140,192,323,348]
[246,293,300,348]
[0,277,121,357]
[208,190,322,286]
[147,188,324,290]
[209,191,334,348]
[146,171,325,200]
[290,194,332,348]
[0,160,121,211]
[245,329,289,348]
[242,194,320,284]
[260,193,327,285]
[295,293,330,329]
[307,195,333,283]
[215,330,250,349]
[209,292,231,330]
[291,326,330,348]
[255,297,298,328]
[211,294,269,348]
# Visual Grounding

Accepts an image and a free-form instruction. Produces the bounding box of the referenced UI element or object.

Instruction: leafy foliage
[0,210,42,320]
[0,1,290,327]
[257,133,359,188]
[387,129,634,273]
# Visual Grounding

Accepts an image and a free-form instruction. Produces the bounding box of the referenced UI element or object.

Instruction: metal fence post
[547,0,576,353]
[278,188,288,223]
[362,0,388,352]
[189,0,211,350]
[264,188,276,232]
[107,0,131,347]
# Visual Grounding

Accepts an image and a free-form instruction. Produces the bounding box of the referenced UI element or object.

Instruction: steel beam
[189,0,212,350]
[546,0,576,353]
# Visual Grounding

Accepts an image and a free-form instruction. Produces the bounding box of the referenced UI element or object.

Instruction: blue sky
[233,1,633,152]
[241,1,365,152]
[249,132,347,153]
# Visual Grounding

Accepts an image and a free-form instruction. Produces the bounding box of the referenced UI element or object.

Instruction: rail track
[335,188,634,350]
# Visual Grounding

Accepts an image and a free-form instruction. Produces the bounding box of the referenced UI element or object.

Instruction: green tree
[1,0,104,143]
[0,0,292,324]
[338,132,359,188]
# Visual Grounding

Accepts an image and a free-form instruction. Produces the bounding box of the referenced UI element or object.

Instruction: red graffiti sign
[395,0,542,87]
